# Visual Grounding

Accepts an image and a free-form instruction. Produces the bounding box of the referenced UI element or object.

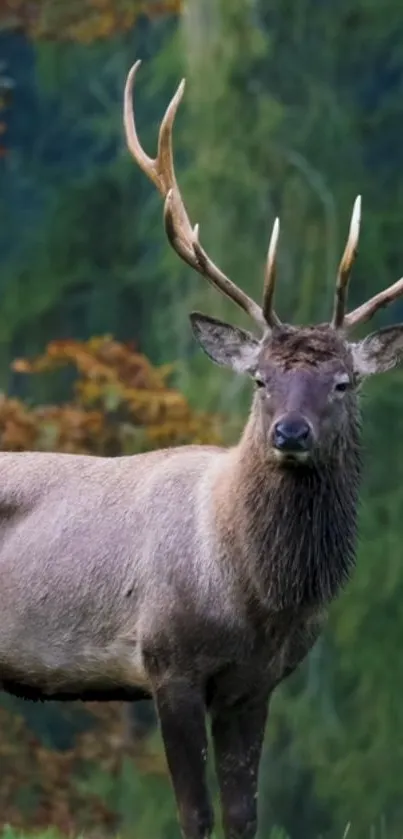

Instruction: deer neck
[219,400,362,610]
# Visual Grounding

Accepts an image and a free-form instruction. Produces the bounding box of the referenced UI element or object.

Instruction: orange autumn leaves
[3,335,221,455]
[0,0,182,42]
[0,700,167,832]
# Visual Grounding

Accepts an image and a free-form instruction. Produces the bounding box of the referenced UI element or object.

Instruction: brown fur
[0,319,396,839]
[263,324,352,368]
[120,64,403,837]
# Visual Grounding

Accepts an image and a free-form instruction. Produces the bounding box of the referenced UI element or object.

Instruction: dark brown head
[188,193,403,466]
[190,315,403,465]
[124,63,403,468]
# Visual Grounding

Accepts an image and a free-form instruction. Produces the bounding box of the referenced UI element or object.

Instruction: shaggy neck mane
[230,405,362,611]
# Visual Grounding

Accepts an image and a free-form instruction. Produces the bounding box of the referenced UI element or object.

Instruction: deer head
[124,61,403,465]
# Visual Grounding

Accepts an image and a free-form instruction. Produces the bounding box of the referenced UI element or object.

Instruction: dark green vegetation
[1,1,403,837]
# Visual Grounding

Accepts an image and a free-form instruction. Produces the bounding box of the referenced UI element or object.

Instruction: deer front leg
[211,691,270,839]
[153,677,214,839]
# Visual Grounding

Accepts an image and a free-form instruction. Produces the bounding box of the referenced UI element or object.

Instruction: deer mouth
[272,448,312,467]
[270,414,314,466]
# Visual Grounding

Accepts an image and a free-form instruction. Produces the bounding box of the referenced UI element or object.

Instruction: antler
[345,276,403,329]
[331,196,361,329]
[330,195,403,330]
[124,60,281,331]
[262,218,281,327]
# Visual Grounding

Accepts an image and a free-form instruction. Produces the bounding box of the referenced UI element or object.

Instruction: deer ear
[351,325,403,376]
[189,312,260,375]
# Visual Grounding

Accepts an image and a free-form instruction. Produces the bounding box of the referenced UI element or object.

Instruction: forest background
[0,1,402,837]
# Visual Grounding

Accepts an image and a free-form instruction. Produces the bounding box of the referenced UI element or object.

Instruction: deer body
[0,332,363,839]
[0,403,346,703]
[0,445,228,700]
[1,58,403,839]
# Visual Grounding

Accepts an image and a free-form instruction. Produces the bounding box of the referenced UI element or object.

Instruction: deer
[0,59,403,839]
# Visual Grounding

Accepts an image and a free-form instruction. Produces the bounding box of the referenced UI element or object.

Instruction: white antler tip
[350,195,361,241]
[128,59,142,80]
[267,217,280,261]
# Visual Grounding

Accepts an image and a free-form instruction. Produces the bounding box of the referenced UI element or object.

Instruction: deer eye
[334,375,351,393]
[254,375,265,389]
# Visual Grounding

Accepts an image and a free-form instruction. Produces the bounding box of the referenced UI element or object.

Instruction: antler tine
[124,60,269,331]
[331,195,361,329]
[124,61,159,189]
[124,60,184,199]
[262,218,282,328]
[163,192,267,327]
[345,276,403,329]
[124,59,193,243]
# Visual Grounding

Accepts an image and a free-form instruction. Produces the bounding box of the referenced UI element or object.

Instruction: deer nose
[273,416,313,452]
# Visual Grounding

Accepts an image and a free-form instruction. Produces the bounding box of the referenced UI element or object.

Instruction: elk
[0,60,403,839]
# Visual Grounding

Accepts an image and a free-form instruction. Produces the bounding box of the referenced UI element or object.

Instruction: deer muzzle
[271,413,314,461]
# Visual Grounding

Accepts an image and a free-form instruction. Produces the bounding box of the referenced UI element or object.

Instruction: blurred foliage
[0,0,182,42]
[1,0,403,837]
[0,698,173,833]
[5,335,221,453]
